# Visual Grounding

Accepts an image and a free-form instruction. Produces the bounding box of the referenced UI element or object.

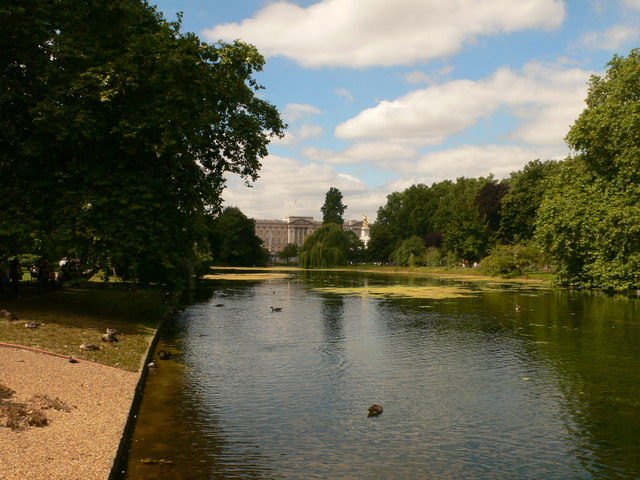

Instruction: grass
[210,264,555,285]
[0,283,169,371]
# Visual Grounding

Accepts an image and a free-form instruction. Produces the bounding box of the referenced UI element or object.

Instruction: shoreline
[0,344,142,480]
[0,285,169,480]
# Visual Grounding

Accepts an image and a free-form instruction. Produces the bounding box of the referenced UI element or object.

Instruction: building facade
[255,216,368,253]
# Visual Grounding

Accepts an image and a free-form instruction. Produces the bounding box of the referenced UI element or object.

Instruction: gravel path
[0,345,139,480]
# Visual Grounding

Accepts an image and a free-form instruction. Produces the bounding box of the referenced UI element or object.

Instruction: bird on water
[368,404,383,417]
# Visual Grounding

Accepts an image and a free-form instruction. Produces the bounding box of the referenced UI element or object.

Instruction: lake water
[120,269,640,479]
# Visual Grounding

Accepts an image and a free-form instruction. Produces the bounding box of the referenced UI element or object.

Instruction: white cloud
[272,103,324,146]
[203,0,566,68]
[621,0,640,9]
[282,103,323,122]
[336,60,592,147]
[302,142,418,165]
[272,124,324,146]
[222,155,373,219]
[580,24,640,50]
[386,144,567,182]
[334,87,354,102]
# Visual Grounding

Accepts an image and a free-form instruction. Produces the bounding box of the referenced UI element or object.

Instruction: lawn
[0,283,169,371]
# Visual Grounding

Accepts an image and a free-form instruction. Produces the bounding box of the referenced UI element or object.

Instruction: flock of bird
[2,307,126,361]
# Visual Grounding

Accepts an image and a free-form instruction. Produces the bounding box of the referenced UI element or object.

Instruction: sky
[152,0,640,222]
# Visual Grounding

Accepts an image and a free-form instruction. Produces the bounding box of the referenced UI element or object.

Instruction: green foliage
[345,230,365,264]
[369,177,495,263]
[0,0,284,287]
[423,248,443,267]
[500,160,562,243]
[321,187,347,225]
[278,243,299,264]
[440,178,494,262]
[208,207,268,267]
[299,223,350,268]
[537,50,640,290]
[480,244,544,278]
[390,236,427,266]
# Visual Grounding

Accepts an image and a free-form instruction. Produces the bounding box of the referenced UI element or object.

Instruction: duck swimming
[368,404,383,417]
[271,307,282,312]
[158,350,171,360]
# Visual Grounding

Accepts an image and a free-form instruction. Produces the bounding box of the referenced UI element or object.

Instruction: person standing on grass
[9,258,22,295]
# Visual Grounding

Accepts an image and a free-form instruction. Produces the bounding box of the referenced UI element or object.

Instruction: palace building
[255,216,369,253]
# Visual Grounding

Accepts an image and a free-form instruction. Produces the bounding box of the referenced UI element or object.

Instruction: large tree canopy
[537,49,640,290]
[208,207,267,267]
[0,0,284,286]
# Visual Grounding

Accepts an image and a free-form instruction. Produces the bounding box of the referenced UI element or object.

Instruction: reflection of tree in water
[321,295,345,342]
[482,288,640,479]
[121,318,278,480]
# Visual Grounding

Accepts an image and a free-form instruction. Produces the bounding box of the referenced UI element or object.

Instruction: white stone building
[255,216,368,253]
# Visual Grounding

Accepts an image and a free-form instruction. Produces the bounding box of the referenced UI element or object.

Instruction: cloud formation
[388,144,566,182]
[223,155,370,219]
[336,61,592,148]
[581,24,640,50]
[203,0,566,68]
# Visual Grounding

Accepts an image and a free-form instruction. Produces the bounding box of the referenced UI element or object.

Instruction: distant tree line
[365,49,640,291]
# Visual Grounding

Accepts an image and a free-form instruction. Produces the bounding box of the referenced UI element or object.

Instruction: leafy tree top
[565,48,640,178]
[321,187,347,225]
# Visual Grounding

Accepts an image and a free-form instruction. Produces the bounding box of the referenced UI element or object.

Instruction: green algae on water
[313,284,478,300]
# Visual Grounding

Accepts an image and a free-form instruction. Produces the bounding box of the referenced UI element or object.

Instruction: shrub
[480,244,543,277]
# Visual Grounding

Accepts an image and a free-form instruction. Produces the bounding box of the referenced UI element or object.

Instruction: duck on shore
[271,307,282,312]
[1,310,18,321]
[102,333,119,343]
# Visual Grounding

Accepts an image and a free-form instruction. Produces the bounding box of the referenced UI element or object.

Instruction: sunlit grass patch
[313,284,479,299]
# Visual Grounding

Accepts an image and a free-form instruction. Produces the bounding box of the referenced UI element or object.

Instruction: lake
[119,269,640,479]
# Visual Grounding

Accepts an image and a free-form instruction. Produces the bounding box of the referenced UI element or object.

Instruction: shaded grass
[0,284,168,371]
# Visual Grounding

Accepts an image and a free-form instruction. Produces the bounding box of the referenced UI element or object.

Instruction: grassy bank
[349,264,555,283]
[0,284,168,371]
[211,264,555,285]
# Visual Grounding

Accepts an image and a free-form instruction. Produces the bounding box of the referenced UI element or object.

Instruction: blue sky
[152,0,640,221]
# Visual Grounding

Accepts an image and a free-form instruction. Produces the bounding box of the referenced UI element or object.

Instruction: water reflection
[121,271,640,479]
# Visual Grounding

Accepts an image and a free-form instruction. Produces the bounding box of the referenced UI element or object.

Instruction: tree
[299,223,350,268]
[0,0,285,287]
[536,49,640,290]
[475,178,508,233]
[439,177,494,262]
[390,236,427,266]
[278,243,299,264]
[208,207,268,267]
[499,160,561,243]
[321,187,347,225]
